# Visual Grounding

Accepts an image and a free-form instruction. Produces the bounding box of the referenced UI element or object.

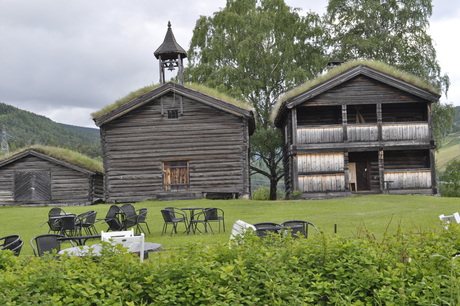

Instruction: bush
[252,186,270,200]
[1,227,460,304]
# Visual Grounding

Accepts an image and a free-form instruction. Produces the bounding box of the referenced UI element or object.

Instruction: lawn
[2,194,460,256]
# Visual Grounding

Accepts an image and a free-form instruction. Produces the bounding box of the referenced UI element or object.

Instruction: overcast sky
[0,0,458,128]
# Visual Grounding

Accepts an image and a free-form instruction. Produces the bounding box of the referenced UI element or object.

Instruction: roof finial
[168,21,171,28]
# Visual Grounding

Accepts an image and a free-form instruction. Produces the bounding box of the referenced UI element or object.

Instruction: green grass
[3,194,460,256]
[436,132,460,171]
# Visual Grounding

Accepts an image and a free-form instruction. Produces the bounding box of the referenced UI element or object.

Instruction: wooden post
[342,104,348,142]
[376,103,382,142]
[291,108,299,192]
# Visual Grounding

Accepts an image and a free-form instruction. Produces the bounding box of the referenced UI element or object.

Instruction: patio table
[57,235,101,246]
[181,207,204,233]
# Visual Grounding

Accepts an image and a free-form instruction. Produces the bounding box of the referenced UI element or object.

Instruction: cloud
[0,0,458,129]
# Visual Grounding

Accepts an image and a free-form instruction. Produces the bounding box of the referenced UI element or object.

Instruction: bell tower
[154,21,187,85]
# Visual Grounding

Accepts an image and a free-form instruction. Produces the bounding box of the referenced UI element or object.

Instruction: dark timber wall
[0,155,102,206]
[100,91,251,202]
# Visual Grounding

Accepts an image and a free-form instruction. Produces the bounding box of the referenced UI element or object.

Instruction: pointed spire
[154,22,187,84]
[154,21,187,60]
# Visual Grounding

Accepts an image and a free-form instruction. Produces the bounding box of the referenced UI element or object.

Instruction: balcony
[297,123,429,144]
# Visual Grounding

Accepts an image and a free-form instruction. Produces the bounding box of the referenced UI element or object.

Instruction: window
[14,171,51,201]
[163,161,189,191]
[167,109,179,119]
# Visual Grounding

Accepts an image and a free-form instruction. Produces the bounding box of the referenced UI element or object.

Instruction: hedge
[1,227,460,305]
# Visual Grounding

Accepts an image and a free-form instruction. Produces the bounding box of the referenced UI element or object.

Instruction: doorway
[348,152,379,192]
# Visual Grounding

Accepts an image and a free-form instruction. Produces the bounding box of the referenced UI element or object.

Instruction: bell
[167,62,175,71]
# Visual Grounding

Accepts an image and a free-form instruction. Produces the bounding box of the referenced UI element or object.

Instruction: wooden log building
[93,82,254,202]
[0,146,103,206]
[273,61,441,199]
[92,22,254,202]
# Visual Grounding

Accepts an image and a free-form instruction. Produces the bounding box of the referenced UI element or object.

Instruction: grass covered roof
[271,60,441,123]
[0,145,103,173]
[91,82,253,120]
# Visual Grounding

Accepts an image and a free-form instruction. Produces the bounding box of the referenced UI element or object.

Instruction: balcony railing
[297,123,429,144]
[297,126,342,143]
[382,123,429,141]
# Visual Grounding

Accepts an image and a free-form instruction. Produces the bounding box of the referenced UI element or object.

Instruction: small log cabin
[273,61,441,199]
[0,146,103,206]
[92,82,255,202]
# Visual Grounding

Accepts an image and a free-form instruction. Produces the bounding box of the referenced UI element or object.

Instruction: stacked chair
[0,235,24,256]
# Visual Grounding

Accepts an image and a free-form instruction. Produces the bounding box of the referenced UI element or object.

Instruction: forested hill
[0,103,101,159]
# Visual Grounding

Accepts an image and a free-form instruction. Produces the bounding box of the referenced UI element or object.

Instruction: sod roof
[0,145,103,174]
[271,60,441,125]
[92,82,253,121]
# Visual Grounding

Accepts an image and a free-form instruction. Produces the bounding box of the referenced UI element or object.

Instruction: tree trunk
[269,177,278,200]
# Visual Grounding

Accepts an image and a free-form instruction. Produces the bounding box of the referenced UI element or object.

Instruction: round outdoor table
[59,242,162,258]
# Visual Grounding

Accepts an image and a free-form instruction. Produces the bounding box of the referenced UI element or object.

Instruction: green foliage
[252,185,270,200]
[186,0,326,127]
[439,160,460,197]
[0,103,101,158]
[185,0,327,199]
[2,227,460,304]
[433,103,457,148]
[325,0,449,95]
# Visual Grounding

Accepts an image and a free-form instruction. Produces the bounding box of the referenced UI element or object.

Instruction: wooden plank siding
[384,170,432,189]
[101,93,251,202]
[297,153,344,173]
[297,126,343,143]
[382,123,429,141]
[347,125,378,142]
[297,153,345,193]
[297,123,429,144]
[298,175,345,192]
[0,155,101,206]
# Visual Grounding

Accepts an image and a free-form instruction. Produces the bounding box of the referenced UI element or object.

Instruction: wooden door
[163,161,189,191]
[14,171,51,201]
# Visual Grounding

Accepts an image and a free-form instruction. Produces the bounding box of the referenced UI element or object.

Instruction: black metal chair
[10,240,24,256]
[253,222,282,238]
[165,207,189,228]
[281,220,319,238]
[59,215,79,237]
[136,208,150,234]
[0,235,23,256]
[121,203,138,230]
[189,209,212,234]
[30,234,65,257]
[41,207,67,233]
[76,211,98,235]
[161,209,187,236]
[204,207,225,233]
[98,205,124,231]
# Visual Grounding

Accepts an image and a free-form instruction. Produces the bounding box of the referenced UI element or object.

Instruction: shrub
[252,185,270,200]
[1,227,460,304]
